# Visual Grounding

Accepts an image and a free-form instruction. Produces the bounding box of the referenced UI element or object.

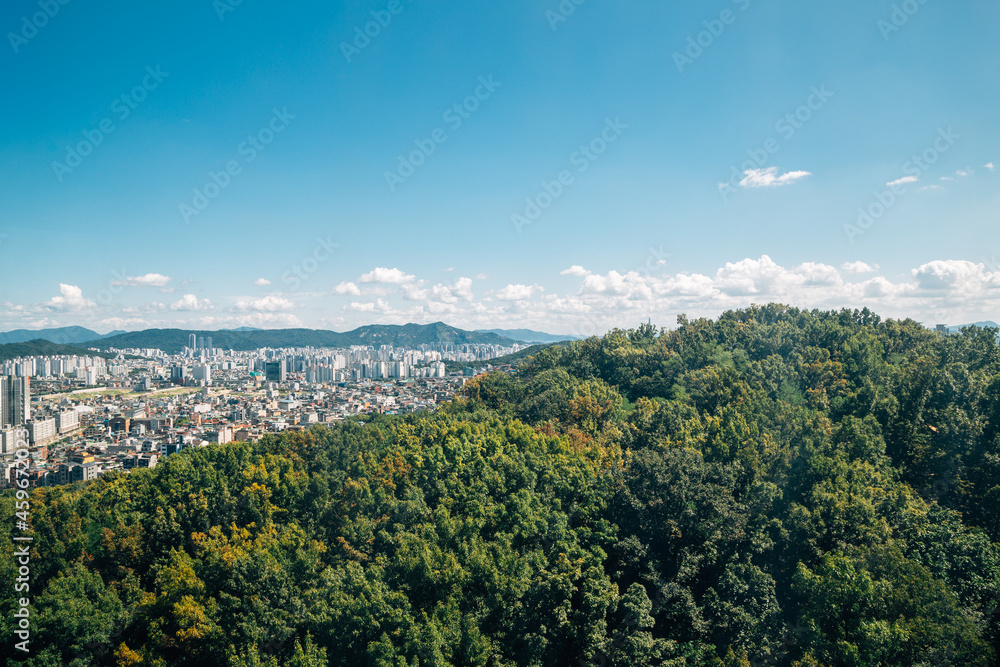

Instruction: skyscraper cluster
[188,334,213,351]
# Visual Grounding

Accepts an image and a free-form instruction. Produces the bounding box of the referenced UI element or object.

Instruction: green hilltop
[5,305,1000,665]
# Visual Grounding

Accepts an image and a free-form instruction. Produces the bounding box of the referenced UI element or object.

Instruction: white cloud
[581,271,653,299]
[842,261,879,274]
[334,281,361,296]
[986,162,995,171]
[911,260,995,293]
[359,267,415,284]
[235,295,295,312]
[347,298,391,313]
[170,294,212,311]
[21,257,1000,338]
[402,284,429,301]
[714,256,797,295]
[45,284,95,311]
[112,273,172,287]
[796,262,842,287]
[427,301,458,314]
[561,265,591,277]
[254,278,272,286]
[452,277,474,301]
[738,167,812,188]
[347,301,370,312]
[887,176,919,188]
[95,316,153,330]
[496,284,539,301]
[430,277,474,304]
[956,168,973,178]
[658,273,716,299]
[860,276,900,298]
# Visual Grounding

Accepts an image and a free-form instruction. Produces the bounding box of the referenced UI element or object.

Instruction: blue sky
[1,0,998,335]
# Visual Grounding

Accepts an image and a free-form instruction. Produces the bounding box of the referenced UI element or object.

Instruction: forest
[4,304,1000,666]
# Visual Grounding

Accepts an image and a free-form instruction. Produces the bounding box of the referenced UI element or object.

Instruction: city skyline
[2,1,998,335]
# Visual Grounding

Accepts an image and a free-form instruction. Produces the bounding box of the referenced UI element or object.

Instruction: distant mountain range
[475,329,582,343]
[0,326,127,346]
[82,323,519,354]
[7,320,998,354]
[947,321,1000,333]
[0,339,119,363]
[0,323,584,355]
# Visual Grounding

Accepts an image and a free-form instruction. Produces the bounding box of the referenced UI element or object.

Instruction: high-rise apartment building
[265,361,287,383]
[27,418,56,445]
[55,410,80,434]
[193,364,212,384]
[0,376,30,428]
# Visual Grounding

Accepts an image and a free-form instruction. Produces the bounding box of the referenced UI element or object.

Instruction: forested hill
[94,322,516,353]
[0,326,105,346]
[4,304,1000,665]
[0,339,118,362]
